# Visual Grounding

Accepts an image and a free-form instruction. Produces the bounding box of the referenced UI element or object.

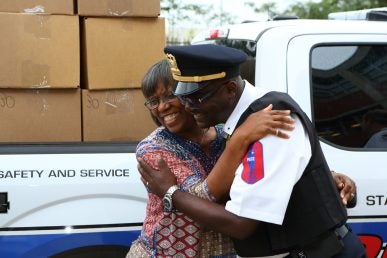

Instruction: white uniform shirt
[224,81,312,226]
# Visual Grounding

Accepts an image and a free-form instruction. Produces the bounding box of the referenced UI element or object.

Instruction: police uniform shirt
[224,81,312,226]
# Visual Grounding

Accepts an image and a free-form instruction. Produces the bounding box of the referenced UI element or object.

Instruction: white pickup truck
[1,17,387,258]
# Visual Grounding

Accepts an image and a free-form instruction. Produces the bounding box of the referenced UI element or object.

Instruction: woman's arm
[206,104,295,199]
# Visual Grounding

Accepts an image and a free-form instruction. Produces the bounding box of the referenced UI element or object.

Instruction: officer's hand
[236,104,295,143]
[332,171,357,208]
[137,156,177,198]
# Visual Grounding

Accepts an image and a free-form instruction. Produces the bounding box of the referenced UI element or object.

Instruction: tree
[246,0,387,20]
[161,0,237,44]
[245,1,279,20]
[161,0,205,30]
[286,0,387,19]
[208,9,236,26]
[161,0,235,28]
[161,0,208,44]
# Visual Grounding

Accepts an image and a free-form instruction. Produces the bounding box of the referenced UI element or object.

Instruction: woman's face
[148,84,197,135]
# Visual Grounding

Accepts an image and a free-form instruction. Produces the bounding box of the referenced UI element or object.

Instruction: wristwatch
[163,185,180,212]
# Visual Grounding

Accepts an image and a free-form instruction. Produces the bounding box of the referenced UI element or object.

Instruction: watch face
[163,196,172,211]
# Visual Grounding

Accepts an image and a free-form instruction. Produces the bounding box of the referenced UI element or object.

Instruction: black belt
[286,224,349,258]
[335,224,349,239]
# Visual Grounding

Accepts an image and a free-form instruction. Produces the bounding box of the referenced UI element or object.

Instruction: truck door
[0,144,147,258]
[287,33,387,258]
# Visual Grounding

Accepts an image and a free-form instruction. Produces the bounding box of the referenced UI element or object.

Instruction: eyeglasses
[144,92,177,110]
[178,80,229,107]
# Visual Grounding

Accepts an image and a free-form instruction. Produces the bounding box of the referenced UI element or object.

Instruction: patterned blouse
[126,125,236,258]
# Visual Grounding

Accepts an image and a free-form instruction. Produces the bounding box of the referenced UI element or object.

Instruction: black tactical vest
[232,91,347,257]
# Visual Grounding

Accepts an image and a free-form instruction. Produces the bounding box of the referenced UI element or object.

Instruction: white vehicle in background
[192,16,387,258]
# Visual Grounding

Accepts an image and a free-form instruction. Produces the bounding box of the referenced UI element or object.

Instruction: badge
[241,141,264,184]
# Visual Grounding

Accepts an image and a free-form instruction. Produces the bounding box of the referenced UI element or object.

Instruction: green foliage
[161,0,207,27]
[161,0,237,44]
[245,1,279,19]
[285,0,387,19]
[161,0,236,28]
[246,0,387,19]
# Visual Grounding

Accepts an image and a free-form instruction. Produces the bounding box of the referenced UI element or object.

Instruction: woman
[126,60,294,258]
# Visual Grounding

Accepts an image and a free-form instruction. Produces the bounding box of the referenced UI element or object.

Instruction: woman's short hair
[141,59,176,98]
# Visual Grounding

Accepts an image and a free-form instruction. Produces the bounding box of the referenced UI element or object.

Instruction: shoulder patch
[241,141,264,184]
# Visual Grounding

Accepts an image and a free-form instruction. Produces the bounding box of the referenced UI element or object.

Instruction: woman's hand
[232,104,295,148]
[332,171,357,208]
[137,156,177,198]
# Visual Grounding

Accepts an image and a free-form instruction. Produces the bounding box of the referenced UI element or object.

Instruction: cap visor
[174,82,201,96]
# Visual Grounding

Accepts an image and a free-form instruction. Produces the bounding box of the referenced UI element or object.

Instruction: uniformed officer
[138,44,366,258]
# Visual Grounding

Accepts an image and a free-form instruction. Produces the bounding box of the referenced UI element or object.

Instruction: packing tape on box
[22,60,50,88]
[103,91,135,115]
[21,15,51,87]
[107,0,133,16]
[24,5,45,13]
[24,15,51,38]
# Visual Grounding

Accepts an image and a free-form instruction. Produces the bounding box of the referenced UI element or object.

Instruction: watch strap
[164,185,179,198]
[163,185,179,212]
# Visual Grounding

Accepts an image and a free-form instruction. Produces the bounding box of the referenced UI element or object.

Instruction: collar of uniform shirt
[221,129,231,141]
[222,80,267,138]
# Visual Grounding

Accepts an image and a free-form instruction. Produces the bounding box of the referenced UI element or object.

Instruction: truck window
[311,45,387,148]
[214,39,257,85]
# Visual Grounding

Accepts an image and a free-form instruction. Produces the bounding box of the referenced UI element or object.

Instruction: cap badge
[166,53,181,76]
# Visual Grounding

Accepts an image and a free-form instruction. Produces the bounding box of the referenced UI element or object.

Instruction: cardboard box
[0,0,75,15]
[0,89,81,142]
[82,17,165,90]
[0,13,80,88]
[78,0,160,17]
[82,89,156,141]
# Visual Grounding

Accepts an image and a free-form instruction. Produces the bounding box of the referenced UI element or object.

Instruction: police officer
[138,44,366,258]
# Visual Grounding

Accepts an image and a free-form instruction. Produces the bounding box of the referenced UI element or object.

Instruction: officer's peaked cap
[164,44,247,96]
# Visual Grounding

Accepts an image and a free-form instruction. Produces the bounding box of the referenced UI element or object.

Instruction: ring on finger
[146,181,149,187]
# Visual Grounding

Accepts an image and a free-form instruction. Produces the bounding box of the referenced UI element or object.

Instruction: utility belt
[285,224,349,258]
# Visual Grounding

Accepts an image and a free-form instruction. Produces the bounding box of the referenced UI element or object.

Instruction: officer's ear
[224,79,236,90]
[224,80,239,99]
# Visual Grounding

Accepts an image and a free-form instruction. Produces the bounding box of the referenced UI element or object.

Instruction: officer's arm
[207,106,294,199]
[137,156,259,239]
[172,189,259,240]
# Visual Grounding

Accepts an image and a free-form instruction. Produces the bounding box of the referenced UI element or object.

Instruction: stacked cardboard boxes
[82,89,157,141]
[0,89,81,142]
[0,0,164,143]
[0,2,81,142]
[80,0,163,142]
[77,0,160,17]
[0,0,75,15]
